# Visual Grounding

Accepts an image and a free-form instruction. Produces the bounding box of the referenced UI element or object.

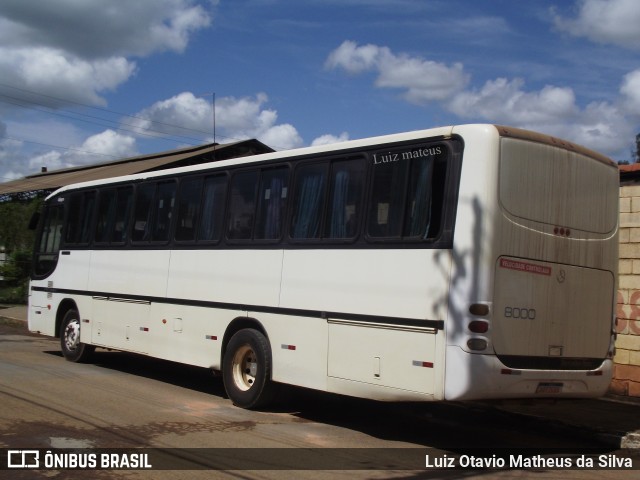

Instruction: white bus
[28,124,619,409]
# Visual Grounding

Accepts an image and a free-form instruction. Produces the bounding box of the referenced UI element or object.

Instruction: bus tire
[222,328,275,409]
[60,309,94,363]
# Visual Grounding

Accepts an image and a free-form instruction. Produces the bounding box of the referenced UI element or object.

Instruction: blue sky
[1,0,639,182]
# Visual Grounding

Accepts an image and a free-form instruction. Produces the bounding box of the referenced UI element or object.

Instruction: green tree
[0,198,41,303]
[0,199,40,252]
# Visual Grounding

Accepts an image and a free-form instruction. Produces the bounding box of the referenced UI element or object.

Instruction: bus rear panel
[445,125,618,400]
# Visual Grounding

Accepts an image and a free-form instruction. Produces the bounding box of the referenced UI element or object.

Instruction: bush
[0,250,32,304]
[0,283,28,304]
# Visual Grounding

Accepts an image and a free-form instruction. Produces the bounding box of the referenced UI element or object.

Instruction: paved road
[0,320,636,479]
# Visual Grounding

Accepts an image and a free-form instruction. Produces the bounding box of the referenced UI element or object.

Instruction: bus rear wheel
[60,309,94,362]
[222,329,275,409]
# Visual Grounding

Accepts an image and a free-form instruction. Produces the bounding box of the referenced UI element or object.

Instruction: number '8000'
[504,307,536,319]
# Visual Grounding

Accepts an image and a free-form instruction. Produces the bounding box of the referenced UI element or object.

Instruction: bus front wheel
[60,309,94,362]
[222,329,275,409]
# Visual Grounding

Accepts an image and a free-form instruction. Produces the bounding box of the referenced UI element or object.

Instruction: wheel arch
[221,317,270,372]
[55,299,79,339]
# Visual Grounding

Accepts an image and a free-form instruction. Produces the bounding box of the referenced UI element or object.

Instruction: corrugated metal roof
[0,139,273,198]
[619,162,640,184]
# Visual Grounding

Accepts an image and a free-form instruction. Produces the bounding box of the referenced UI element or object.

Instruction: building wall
[613,185,640,398]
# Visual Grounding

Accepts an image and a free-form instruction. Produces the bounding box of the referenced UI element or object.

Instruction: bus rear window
[499,138,618,234]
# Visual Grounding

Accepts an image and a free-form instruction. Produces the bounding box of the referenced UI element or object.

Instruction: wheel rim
[231,344,258,391]
[63,318,81,352]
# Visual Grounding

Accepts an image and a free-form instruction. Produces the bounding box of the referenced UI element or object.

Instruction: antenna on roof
[200,92,217,160]
[213,92,216,146]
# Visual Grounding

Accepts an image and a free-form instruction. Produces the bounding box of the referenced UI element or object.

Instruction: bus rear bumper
[444,346,612,401]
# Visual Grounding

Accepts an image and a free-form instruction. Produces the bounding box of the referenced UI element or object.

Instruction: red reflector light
[412,360,434,368]
[501,368,521,375]
[281,344,296,350]
[468,320,489,333]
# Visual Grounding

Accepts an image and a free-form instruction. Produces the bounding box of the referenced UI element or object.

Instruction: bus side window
[65,191,96,245]
[175,177,203,243]
[227,171,258,240]
[368,159,409,238]
[403,157,435,238]
[151,181,177,242]
[94,186,135,245]
[290,163,327,240]
[198,174,227,243]
[132,183,155,243]
[95,189,117,243]
[112,187,134,244]
[324,159,365,239]
[367,146,444,241]
[33,203,64,277]
[255,167,289,240]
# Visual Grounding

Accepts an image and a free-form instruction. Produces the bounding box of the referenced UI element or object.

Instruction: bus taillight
[468,320,489,333]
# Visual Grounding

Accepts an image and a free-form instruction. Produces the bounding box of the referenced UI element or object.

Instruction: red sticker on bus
[499,258,551,276]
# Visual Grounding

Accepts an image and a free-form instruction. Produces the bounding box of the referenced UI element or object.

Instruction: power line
[0,83,295,181]
[0,95,204,146]
[3,135,120,160]
[0,82,213,138]
[0,82,268,147]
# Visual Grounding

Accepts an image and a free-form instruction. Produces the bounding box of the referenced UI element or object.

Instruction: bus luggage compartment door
[327,319,437,395]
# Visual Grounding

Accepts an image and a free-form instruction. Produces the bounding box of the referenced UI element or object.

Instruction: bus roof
[45,124,616,199]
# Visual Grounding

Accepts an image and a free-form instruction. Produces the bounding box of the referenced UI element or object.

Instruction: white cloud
[0,0,211,107]
[0,47,136,106]
[27,150,64,174]
[448,77,636,158]
[448,78,578,125]
[553,0,640,50]
[213,93,303,149]
[311,132,350,146]
[553,101,634,157]
[325,41,382,74]
[28,130,137,172]
[77,130,137,163]
[128,92,212,138]
[326,40,469,103]
[259,124,303,150]
[130,92,303,150]
[0,1,212,182]
[327,40,639,159]
[620,69,640,115]
[2,128,137,181]
[376,55,468,103]
[0,123,25,181]
[0,0,211,58]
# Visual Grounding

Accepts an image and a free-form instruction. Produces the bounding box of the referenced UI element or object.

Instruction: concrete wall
[612,185,640,398]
